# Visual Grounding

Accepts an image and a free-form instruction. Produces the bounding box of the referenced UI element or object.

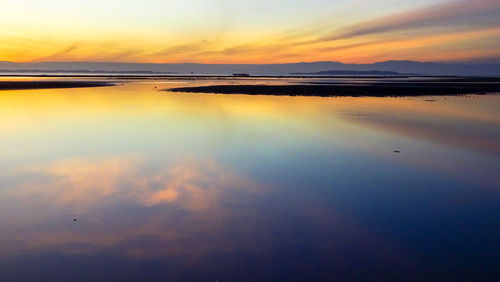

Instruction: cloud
[154,39,218,57]
[318,0,500,42]
[31,43,81,62]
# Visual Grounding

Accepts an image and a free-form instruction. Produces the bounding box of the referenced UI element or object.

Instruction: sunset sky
[1,0,499,63]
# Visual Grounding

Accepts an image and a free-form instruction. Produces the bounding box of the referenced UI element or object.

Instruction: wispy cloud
[317,0,500,42]
[31,43,81,62]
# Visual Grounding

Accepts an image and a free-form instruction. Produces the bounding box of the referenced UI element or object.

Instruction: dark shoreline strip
[0,81,115,91]
[167,83,500,97]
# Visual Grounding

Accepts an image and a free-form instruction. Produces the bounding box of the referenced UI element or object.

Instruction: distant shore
[168,78,500,97]
[0,81,115,90]
[2,77,500,96]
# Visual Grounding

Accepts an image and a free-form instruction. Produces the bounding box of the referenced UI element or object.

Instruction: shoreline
[167,80,500,97]
[1,74,499,80]
[0,81,115,90]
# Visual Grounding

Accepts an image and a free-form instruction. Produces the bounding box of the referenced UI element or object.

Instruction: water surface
[0,79,499,281]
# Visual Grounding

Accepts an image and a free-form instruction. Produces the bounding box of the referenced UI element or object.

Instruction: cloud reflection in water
[0,156,268,258]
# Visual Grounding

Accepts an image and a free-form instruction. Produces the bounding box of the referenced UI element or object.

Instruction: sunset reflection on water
[0,80,499,281]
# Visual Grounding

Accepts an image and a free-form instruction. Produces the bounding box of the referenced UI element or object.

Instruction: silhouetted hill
[290,70,409,76]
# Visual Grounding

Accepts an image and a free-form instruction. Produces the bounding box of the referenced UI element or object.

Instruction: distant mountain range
[290,70,419,76]
[0,60,499,76]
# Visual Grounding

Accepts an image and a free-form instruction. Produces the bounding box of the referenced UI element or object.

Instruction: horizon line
[2,59,500,65]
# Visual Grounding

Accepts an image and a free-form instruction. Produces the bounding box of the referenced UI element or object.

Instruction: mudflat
[0,80,115,90]
[168,78,500,97]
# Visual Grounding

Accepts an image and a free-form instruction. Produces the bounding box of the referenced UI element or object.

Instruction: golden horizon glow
[1,0,499,64]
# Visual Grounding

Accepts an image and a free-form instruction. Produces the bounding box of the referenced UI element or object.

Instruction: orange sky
[1,0,499,63]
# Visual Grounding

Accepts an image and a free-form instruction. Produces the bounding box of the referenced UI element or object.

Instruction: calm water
[0,79,499,281]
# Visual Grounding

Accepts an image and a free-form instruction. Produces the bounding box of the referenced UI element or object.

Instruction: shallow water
[0,80,499,281]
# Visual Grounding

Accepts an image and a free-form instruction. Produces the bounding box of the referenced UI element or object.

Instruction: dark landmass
[0,81,115,90]
[0,74,420,79]
[290,70,419,76]
[0,69,177,74]
[167,79,500,97]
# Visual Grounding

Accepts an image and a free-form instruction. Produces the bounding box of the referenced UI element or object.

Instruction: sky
[1,0,499,64]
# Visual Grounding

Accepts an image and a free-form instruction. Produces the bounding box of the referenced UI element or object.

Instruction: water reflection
[5,156,264,209]
[1,156,269,259]
[0,81,499,280]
